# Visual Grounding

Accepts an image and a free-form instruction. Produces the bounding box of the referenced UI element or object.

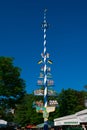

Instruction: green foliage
[4,112,14,122]
[14,94,43,126]
[0,56,26,120]
[14,89,86,126]
[57,88,86,117]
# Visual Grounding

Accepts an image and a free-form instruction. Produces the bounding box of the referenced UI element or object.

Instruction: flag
[48,60,53,64]
[38,60,43,64]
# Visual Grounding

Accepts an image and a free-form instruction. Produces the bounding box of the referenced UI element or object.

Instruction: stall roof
[76,109,87,116]
[54,114,76,122]
[54,109,87,126]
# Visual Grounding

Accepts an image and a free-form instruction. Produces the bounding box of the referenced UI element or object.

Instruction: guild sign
[46,107,55,113]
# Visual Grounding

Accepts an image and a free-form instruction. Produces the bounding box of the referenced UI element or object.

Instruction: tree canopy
[13,88,87,126]
[14,94,43,126]
[0,56,26,111]
[57,88,86,117]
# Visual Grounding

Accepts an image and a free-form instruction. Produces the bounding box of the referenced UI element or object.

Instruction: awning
[54,115,79,126]
[0,120,7,125]
[54,109,87,126]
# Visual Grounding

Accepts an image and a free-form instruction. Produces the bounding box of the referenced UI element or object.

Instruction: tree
[14,94,43,126]
[57,88,85,117]
[0,56,26,119]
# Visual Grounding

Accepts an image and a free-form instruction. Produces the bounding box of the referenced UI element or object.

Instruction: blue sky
[0,0,87,94]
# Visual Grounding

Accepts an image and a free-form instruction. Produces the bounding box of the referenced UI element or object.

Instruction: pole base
[44,121,48,130]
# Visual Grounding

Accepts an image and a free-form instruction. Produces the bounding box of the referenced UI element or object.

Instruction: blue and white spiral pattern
[43,10,48,107]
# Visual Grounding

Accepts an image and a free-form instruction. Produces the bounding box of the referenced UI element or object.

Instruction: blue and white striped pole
[43,9,48,130]
[43,9,48,108]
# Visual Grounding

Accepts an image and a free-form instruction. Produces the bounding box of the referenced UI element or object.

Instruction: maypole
[43,8,48,130]
[43,9,48,108]
[33,9,58,130]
